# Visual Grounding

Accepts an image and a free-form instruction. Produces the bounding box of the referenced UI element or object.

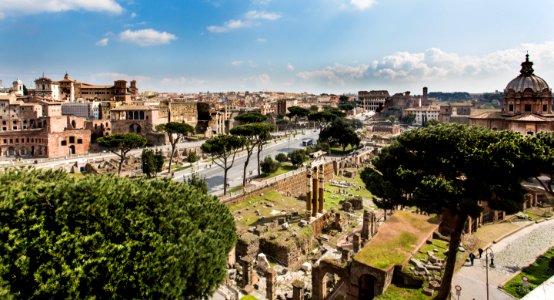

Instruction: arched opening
[71,120,76,129]
[312,261,349,300]
[129,123,142,134]
[31,146,35,156]
[359,274,377,299]
[91,133,98,143]
[69,145,76,155]
[8,147,15,156]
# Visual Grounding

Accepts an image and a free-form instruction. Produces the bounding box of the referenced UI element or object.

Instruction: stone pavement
[451,219,554,300]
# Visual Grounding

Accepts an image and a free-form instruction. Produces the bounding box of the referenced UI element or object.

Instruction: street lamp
[485,247,495,300]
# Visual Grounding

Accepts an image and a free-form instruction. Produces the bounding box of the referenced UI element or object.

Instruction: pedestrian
[469,252,476,266]
[478,248,484,259]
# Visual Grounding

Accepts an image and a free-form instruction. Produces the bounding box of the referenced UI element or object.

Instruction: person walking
[469,252,476,266]
[478,248,484,259]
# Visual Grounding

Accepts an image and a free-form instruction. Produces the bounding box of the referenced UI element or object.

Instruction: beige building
[470,55,554,134]
[403,105,440,126]
[33,73,139,102]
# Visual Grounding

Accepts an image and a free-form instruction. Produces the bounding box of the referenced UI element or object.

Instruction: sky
[1,0,554,94]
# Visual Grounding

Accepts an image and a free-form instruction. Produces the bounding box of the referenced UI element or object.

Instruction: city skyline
[1,0,554,94]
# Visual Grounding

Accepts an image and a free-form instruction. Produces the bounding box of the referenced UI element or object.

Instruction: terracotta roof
[469,111,503,119]
[508,113,548,122]
[111,105,155,111]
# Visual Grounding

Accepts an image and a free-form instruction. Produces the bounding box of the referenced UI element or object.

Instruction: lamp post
[485,247,495,300]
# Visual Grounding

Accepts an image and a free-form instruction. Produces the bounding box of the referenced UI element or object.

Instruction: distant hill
[428,92,472,102]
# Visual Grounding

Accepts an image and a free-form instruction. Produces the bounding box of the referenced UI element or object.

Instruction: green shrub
[261,156,279,174]
[275,153,288,163]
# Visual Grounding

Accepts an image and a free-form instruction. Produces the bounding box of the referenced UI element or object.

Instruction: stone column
[241,257,254,292]
[353,233,360,253]
[306,170,312,214]
[341,248,351,261]
[292,279,305,300]
[362,210,370,241]
[312,177,319,216]
[266,268,276,300]
[318,165,324,214]
[372,211,378,236]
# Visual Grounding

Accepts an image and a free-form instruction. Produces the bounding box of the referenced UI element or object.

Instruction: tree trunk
[223,167,228,195]
[168,144,176,173]
[383,209,387,221]
[257,143,262,176]
[242,152,251,187]
[436,213,467,300]
[118,154,125,176]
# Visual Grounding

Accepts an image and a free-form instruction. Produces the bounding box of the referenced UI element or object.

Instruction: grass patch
[227,186,244,193]
[502,247,554,298]
[413,239,448,261]
[240,295,259,300]
[356,232,418,269]
[472,222,519,247]
[259,164,298,179]
[172,165,191,172]
[375,284,430,300]
[355,211,437,270]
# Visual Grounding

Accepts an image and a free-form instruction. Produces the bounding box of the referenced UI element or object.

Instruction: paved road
[175,130,320,194]
[452,219,554,300]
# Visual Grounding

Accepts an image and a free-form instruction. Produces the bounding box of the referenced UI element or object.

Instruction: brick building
[0,94,90,158]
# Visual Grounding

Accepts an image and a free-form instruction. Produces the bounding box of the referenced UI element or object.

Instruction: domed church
[470,55,554,134]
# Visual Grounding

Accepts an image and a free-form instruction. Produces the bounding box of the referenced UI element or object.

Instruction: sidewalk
[452,219,554,300]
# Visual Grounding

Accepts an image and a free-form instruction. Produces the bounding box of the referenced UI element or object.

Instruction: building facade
[358,90,390,112]
[0,94,91,158]
[470,55,554,134]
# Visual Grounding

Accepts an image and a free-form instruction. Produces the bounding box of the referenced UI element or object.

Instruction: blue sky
[1,0,554,94]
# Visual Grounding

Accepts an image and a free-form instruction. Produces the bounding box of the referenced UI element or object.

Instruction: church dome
[505,55,549,93]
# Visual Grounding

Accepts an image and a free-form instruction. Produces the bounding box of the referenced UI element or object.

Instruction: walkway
[452,219,554,300]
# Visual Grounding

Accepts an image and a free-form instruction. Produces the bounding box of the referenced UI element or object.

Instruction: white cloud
[0,0,124,17]
[95,37,109,46]
[248,74,272,86]
[287,63,295,71]
[130,12,137,18]
[245,10,281,21]
[118,29,177,46]
[207,19,249,33]
[231,60,243,66]
[160,76,206,87]
[296,41,554,89]
[350,0,377,11]
[207,10,281,33]
[298,63,369,84]
[256,38,267,43]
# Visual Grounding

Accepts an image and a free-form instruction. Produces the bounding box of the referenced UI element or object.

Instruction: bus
[302,138,314,146]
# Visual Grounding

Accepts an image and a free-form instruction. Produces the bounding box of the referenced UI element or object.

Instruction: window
[77,139,83,144]
[525,104,532,112]
[69,136,75,144]
[543,104,547,112]
[509,104,514,111]
[12,126,17,130]
[61,140,67,146]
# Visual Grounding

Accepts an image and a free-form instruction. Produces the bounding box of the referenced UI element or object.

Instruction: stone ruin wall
[222,161,335,207]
